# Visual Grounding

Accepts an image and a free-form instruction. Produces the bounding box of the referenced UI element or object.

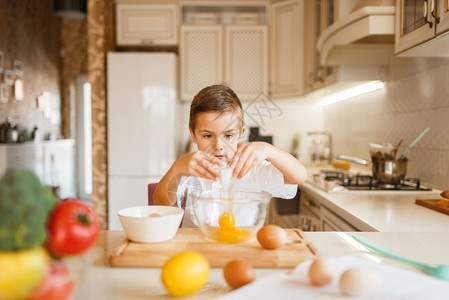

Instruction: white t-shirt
[176,160,297,227]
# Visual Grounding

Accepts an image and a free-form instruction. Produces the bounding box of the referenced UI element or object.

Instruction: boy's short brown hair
[189,85,244,132]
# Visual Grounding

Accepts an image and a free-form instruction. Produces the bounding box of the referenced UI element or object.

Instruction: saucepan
[336,142,408,183]
[336,129,430,183]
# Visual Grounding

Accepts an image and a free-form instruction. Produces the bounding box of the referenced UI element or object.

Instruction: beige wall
[323,57,449,189]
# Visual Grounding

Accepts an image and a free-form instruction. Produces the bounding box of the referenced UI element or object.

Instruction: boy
[154,85,307,227]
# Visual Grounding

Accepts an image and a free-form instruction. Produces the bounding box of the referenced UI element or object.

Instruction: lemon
[0,247,50,300]
[161,251,210,297]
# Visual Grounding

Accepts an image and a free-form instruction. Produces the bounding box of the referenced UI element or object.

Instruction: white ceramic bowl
[118,206,184,243]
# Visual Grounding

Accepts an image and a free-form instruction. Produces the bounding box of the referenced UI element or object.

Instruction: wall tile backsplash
[324,57,449,189]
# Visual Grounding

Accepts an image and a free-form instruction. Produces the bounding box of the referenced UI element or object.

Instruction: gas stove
[311,170,438,195]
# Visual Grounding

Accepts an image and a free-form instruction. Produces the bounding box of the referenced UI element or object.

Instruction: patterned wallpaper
[0,0,61,137]
[0,0,110,226]
[87,0,114,229]
[0,1,87,141]
[60,19,88,139]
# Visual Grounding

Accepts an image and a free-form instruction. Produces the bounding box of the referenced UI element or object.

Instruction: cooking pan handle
[335,155,370,166]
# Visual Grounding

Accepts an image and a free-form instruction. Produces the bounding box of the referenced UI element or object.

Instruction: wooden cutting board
[416,199,449,216]
[109,228,317,268]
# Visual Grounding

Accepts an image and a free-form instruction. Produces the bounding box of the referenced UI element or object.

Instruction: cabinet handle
[423,0,434,28]
[307,199,316,208]
[307,72,314,89]
[429,0,440,23]
[141,39,154,45]
[315,66,325,83]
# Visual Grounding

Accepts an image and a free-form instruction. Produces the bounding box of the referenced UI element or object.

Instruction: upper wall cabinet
[180,4,268,101]
[225,25,268,101]
[270,0,304,98]
[303,0,337,94]
[180,25,224,100]
[180,25,267,101]
[116,4,179,46]
[395,0,449,56]
[317,1,395,66]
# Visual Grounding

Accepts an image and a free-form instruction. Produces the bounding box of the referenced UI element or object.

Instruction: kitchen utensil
[398,127,430,159]
[392,138,403,159]
[336,155,408,183]
[334,155,369,166]
[191,189,271,243]
[6,127,18,143]
[109,228,317,268]
[372,157,408,183]
[369,142,394,159]
[352,235,449,281]
[117,206,184,243]
[307,132,333,164]
[336,139,410,183]
[416,199,449,216]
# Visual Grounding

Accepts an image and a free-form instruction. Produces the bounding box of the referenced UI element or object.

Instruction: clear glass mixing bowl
[190,188,271,243]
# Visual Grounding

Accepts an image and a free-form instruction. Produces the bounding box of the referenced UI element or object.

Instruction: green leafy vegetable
[0,169,57,251]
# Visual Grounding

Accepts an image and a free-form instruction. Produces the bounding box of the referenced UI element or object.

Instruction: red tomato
[28,261,75,300]
[46,199,100,256]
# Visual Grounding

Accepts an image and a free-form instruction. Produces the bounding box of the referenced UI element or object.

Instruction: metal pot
[335,154,408,183]
[372,157,408,183]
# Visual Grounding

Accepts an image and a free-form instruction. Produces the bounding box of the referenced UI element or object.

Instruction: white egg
[308,256,335,286]
[339,268,381,297]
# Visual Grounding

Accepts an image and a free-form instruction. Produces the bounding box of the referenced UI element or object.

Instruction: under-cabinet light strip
[320,81,386,106]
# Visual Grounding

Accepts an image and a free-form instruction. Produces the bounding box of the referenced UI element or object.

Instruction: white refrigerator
[107,52,176,230]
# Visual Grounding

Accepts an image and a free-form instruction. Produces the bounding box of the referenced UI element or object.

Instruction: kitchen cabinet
[299,188,360,231]
[0,140,75,199]
[115,4,178,46]
[180,25,223,100]
[298,190,322,231]
[0,143,45,180]
[303,0,337,94]
[42,140,76,200]
[225,25,268,100]
[180,24,267,101]
[270,0,304,98]
[321,205,359,231]
[395,0,449,56]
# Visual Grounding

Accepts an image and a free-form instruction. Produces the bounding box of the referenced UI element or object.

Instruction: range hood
[317,0,395,66]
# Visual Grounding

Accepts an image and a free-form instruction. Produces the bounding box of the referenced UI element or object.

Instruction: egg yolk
[217,211,249,243]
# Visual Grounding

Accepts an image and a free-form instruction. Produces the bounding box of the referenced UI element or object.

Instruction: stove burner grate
[322,171,431,191]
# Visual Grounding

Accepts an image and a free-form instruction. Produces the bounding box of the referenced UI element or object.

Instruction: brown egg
[223,260,255,289]
[257,225,287,250]
[308,256,335,286]
[339,268,381,297]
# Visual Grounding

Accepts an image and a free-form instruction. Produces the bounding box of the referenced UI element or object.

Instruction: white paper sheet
[216,256,449,300]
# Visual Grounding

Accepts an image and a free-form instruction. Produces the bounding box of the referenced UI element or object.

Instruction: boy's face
[190,111,244,162]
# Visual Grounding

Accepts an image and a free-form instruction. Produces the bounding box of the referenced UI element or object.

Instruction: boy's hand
[177,151,225,181]
[229,142,272,179]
